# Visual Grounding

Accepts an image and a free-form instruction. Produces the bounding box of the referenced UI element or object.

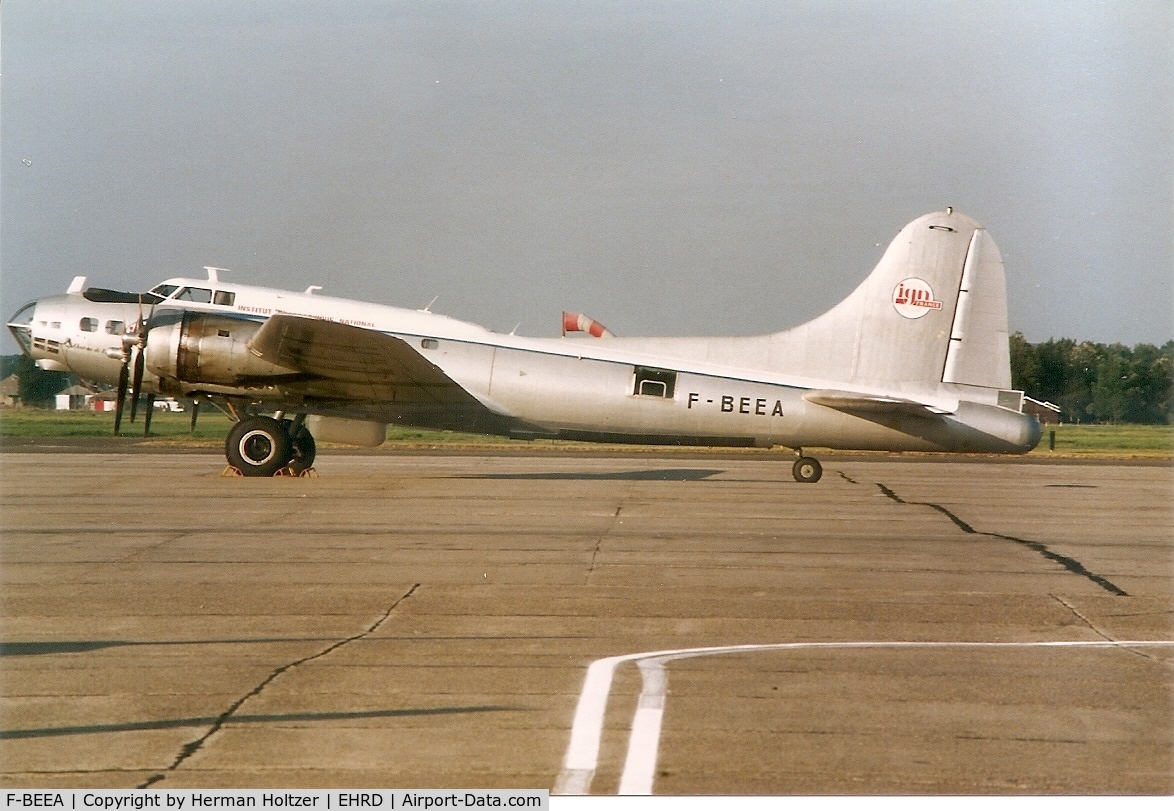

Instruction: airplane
[7,209,1042,482]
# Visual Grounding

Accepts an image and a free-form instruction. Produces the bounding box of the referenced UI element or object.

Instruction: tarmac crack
[1051,594,1116,641]
[1051,594,1167,664]
[117,531,195,562]
[874,483,1127,596]
[138,583,421,788]
[585,506,623,583]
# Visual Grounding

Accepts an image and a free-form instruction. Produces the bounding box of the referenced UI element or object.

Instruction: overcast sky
[3,1,1171,355]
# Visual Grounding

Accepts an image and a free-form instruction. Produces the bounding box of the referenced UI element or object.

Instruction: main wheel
[225,416,293,477]
[792,456,823,483]
[286,422,317,475]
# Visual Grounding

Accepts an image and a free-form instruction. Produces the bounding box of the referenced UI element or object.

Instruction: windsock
[562,311,615,338]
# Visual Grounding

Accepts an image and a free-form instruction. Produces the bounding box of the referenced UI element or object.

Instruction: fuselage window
[105,320,126,335]
[213,291,236,306]
[421,338,439,350]
[79,317,98,332]
[633,366,677,398]
[175,287,212,303]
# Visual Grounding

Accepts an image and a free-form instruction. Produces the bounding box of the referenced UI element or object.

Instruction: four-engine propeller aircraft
[7,210,1041,481]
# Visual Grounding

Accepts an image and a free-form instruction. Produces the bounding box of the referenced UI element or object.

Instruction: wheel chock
[221,465,317,478]
[274,466,318,478]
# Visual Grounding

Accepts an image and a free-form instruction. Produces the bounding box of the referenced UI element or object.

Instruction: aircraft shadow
[1,641,133,656]
[461,468,725,482]
[0,635,589,657]
[1,705,522,740]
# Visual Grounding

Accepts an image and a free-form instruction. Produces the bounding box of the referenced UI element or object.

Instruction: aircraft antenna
[204,266,232,284]
[421,296,439,313]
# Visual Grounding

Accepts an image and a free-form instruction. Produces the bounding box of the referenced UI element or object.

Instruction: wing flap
[803,389,953,417]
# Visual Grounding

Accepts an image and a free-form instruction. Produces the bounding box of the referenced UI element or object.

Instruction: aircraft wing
[803,390,953,417]
[246,313,489,410]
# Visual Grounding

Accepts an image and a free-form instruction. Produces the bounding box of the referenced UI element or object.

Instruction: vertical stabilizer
[598,210,1015,396]
[765,210,1011,389]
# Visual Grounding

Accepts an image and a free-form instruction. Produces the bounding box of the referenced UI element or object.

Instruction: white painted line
[551,654,628,795]
[553,644,769,795]
[617,659,668,794]
[553,639,1174,795]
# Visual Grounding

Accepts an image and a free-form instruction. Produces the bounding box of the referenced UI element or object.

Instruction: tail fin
[772,210,1011,389]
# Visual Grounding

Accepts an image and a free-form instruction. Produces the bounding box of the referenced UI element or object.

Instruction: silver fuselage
[9,278,1041,454]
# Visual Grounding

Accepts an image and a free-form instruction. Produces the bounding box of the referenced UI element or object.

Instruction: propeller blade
[129,348,145,423]
[190,399,200,433]
[143,394,155,437]
[114,362,129,435]
[128,301,155,424]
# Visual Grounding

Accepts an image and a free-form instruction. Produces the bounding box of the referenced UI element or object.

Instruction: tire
[287,424,317,475]
[792,456,823,483]
[225,416,293,477]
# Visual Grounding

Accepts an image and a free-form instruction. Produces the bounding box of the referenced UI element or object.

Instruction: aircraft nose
[7,300,39,355]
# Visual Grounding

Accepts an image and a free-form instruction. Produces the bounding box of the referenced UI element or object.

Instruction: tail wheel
[792,456,823,483]
[226,416,293,477]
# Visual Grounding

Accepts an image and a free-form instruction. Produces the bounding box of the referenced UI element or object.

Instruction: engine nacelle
[144,312,293,386]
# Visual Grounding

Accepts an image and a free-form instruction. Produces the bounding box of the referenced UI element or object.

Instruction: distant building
[90,390,120,412]
[1023,396,1062,425]
[55,384,95,410]
[0,375,20,407]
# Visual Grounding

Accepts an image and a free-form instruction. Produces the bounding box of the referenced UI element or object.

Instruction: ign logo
[892,278,942,319]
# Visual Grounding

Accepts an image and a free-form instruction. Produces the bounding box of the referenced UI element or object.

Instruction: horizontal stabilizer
[803,389,953,417]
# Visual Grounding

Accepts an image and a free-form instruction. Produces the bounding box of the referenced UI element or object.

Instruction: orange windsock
[562,311,614,338]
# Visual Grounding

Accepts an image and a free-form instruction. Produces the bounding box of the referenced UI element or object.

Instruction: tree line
[1010,334,1173,424]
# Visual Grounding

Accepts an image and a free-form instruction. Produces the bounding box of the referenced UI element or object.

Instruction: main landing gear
[224,414,316,477]
[791,450,823,483]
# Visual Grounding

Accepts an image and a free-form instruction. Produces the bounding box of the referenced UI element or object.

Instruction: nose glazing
[7,301,39,355]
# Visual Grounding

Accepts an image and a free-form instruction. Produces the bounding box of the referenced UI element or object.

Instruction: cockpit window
[213,290,235,306]
[149,284,179,298]
[174,287,212,303]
